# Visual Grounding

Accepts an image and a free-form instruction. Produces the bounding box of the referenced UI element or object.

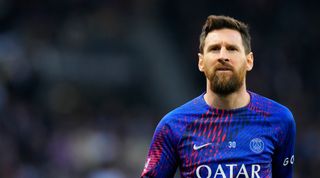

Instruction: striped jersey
[141,91,296,178]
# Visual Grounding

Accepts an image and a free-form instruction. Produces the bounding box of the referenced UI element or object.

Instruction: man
[141,15,296,178]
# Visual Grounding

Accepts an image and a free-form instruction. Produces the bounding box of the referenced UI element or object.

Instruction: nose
[218,47,230,63]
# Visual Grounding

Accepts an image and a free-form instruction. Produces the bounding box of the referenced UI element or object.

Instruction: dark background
[0,0,319,177]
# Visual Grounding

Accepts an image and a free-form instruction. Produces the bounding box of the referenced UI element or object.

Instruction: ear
[198,53,205,72]
[246,52,254,71]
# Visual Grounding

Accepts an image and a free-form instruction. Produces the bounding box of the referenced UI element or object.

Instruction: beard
[205,62,247,96]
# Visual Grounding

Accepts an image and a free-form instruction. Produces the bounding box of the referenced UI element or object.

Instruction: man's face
[198,28,253,96]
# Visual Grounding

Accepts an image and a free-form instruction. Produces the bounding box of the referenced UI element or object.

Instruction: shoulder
[250,91,295,125]
[151,97,204,145]
[155,94,205,137]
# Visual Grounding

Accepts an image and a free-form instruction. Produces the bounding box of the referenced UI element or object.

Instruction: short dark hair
[199,15,251,54]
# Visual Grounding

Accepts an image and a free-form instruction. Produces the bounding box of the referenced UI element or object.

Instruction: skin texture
[198,28,254,110]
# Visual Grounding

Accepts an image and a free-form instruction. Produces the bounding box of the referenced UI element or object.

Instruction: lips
[216,67,232,71]
[215,66,233,71]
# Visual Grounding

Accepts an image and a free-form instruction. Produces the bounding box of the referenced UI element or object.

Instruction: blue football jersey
[141,91,296,178]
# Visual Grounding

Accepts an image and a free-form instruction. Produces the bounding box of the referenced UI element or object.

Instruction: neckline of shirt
[199,90,254,114]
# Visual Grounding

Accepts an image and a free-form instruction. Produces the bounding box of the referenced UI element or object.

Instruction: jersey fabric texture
[141,91,296,178]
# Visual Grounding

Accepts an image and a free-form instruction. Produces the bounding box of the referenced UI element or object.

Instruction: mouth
[215,66,233,72]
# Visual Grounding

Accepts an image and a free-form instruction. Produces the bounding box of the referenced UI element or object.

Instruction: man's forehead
[205,29,243,45]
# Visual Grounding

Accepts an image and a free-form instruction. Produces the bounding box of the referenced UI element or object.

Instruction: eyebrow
[206,43,240,50]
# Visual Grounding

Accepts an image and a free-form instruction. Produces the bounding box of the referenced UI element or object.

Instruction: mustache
[214,62,234,71]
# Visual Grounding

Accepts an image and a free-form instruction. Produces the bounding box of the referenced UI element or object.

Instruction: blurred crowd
[0,0,319,178]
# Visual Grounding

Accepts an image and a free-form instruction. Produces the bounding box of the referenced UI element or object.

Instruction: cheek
[204,64,216,79]
[237,61,247,75]
[234,57,247,69]
[203,56,217,68]
[203,61,215,74]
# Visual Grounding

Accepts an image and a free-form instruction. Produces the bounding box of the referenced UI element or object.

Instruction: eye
[208,46,220,52]
[227,46,238,51]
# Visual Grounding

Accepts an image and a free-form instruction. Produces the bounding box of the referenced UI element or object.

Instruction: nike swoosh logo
[193,143,212,150]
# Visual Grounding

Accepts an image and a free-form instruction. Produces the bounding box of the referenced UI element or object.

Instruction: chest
[177,115,276,171]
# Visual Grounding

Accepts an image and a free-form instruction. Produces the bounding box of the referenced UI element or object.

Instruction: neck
[204,82,250,110]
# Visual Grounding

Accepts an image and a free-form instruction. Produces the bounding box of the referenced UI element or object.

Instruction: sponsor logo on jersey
[196,164,261,178]
[193,143,212,150]
[250,138,264,153]
[283,155,295,166]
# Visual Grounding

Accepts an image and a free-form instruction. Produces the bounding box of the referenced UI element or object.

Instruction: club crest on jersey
[250,138,264,153]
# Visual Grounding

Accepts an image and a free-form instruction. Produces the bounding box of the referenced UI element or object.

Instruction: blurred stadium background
[0,0,319,177]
